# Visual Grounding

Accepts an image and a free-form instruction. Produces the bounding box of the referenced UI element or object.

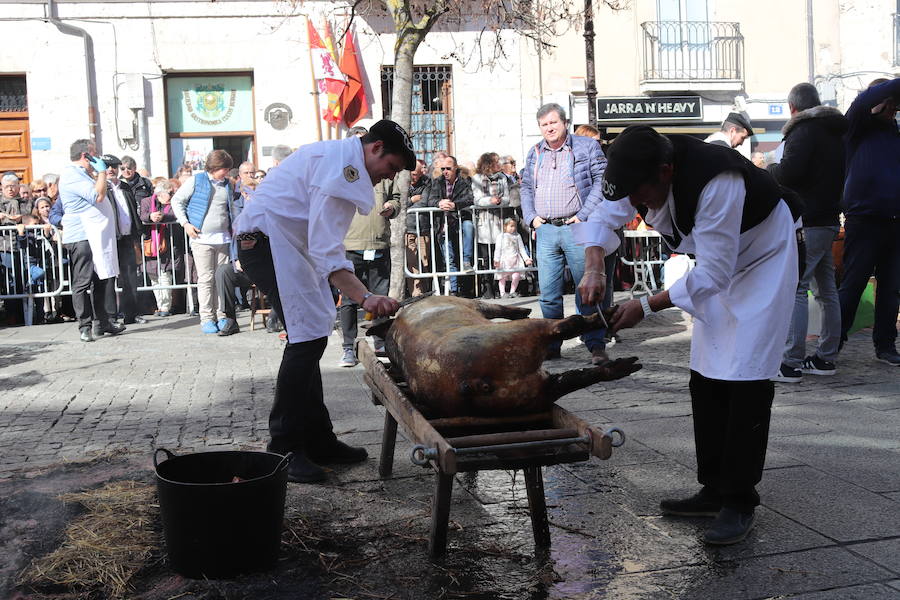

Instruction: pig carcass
[367,296,641,417]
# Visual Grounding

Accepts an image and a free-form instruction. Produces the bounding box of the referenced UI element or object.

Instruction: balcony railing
[641,21,743,83]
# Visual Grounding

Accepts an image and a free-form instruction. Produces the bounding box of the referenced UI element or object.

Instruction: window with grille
[381,65,453,168]
[0,76,27,112]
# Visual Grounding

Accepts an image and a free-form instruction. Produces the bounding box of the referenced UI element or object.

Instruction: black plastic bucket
[154,448,292,578]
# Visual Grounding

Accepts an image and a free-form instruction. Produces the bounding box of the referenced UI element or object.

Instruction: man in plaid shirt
[520,103,610,364]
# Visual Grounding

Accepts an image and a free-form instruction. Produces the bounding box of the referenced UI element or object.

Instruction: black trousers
[238,235,338,455]
[214,262,253,320]
[838,215,899,352]
[104,235,139,321]
[689,370,774,512]
[64,240,112,329]
[338,250,390,350]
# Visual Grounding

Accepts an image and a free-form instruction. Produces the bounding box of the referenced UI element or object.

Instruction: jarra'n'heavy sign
[596,96,702,121]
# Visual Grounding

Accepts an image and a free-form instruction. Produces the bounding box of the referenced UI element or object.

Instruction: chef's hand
[608,299,644,332]
[183,223,201,239]
[578,268,606,306]
[362,294,400,318]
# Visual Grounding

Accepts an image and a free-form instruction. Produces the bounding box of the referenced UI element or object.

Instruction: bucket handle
[153,448,176,468]
[272,452,293,476]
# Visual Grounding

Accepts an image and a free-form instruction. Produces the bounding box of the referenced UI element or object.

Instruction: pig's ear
[364,318,394,339]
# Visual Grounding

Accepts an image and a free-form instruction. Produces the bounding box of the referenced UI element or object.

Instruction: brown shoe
[590,348,610,365]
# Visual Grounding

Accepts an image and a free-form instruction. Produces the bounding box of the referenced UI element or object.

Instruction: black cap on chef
[366,119,417,171]
[723,111,754,137]
[601,125,671,201]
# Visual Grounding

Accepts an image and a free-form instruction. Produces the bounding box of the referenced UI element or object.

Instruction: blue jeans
[441,219,474,293]
[838,216,899,353]
[783,226,841,367]
[535,223,605,353]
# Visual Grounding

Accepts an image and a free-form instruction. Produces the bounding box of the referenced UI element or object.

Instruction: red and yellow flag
[339,28,369,127]
[307,17,345,124]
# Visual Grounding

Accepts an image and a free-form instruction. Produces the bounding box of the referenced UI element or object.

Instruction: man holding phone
[58,139,124,342]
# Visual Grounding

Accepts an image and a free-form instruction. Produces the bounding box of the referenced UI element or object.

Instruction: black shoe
[771,363,802,383]
[217,318,240,336]
[308,440,368,465]
[79,327,94,342]
[93,322,126,337]
[660,490,722,517]
[123,315,148,325]
[703,507,757,545]
[875,349,900,366]
[284,451,327,483]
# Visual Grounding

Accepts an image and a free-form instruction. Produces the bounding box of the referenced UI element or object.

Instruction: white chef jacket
[575,172,798,381]
[234,137,374,344]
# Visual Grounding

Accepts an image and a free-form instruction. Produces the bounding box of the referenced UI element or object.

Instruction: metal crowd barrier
[404,205,538,296]
[620,229,665,297]
[0,224,67,300]
[0,224,198,323]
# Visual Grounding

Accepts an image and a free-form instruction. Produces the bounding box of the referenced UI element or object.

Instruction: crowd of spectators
[0,78,896,369]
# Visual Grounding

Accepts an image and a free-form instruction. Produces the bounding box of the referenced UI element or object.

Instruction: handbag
[143,197,169,257]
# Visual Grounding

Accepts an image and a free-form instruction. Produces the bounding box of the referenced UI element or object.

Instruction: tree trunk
[388,37,419,299]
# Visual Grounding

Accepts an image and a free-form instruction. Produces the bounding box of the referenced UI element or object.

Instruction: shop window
[164,73,256,176]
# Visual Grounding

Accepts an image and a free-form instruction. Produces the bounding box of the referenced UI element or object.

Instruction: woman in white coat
[577,126,800,546]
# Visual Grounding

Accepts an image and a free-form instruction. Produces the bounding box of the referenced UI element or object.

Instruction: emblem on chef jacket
[343,165,360,183]
[264,103,293,131]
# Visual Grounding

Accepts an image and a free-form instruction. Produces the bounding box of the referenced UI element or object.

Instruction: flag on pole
[307,17,345,124]
[322,21,346,124]
[339,28,369,127]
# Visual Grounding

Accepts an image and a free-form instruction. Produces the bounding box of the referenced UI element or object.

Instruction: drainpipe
[806,0,815,83]
[46,0,101,147]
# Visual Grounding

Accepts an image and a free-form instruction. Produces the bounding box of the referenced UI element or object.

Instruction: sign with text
[596,96,702,121]
[167,75,254,133]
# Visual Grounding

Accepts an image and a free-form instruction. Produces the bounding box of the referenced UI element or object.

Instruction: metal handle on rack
[606,427,626,447]
[410,444,438,466]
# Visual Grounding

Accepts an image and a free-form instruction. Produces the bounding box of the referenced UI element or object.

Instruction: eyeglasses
[440,167,454,171]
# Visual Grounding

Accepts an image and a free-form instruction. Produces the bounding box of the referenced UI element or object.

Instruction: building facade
[0,0,897,182]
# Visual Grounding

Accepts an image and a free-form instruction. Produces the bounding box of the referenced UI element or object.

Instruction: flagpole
[306,16,323,141]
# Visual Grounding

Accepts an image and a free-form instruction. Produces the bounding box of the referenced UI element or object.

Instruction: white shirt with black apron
[576,171,799,381]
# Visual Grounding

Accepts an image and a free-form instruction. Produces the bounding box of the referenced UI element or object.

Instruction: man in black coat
[119,155,154,206]
[422,155,475,295]
[102,154,147,326]
[768,82,848,382]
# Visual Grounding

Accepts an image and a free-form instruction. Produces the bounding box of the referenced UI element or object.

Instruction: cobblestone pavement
[1,293,898,598]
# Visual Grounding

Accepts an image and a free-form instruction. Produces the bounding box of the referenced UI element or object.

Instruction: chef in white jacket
[575,125,800,546]
[234,120,415,483]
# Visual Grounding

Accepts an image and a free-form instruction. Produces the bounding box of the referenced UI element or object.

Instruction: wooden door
[0,112,31,183]
[0,76,31,183]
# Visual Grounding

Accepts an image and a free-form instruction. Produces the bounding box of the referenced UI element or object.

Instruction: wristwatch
[361,291,373,304]
[639,295,653,317]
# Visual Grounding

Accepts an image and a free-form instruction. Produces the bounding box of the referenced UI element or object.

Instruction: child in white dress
[493,218,532,298]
